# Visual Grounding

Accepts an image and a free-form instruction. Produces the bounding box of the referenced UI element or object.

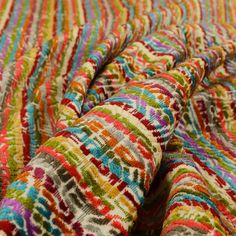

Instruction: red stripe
[21,49,41,164]
[0,1,15,37]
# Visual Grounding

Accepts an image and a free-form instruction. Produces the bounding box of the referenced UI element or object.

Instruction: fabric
[0,0,235,235]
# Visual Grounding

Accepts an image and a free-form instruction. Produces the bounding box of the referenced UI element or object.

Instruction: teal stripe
[0,207,26,235]
[57,1,63,35]
[64,125,144,202]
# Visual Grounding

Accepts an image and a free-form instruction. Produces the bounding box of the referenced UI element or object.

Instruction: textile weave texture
[0,0,235,235]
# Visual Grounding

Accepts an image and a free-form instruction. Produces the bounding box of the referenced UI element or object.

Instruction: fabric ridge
[0,0,235,235]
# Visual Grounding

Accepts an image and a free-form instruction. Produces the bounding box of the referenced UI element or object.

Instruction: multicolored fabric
[0,0,235,235]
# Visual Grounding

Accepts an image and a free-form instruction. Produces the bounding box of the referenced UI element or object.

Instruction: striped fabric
[0,0,235,235]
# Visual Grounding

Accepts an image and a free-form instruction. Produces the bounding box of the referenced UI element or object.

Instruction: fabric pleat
[0,0,235,235]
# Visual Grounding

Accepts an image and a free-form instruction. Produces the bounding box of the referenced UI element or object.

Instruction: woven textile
[0,0,235,235]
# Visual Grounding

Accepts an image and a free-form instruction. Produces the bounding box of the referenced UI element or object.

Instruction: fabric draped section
[0,0,235,235]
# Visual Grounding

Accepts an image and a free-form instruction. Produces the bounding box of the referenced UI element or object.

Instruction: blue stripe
[175,130,236,191]
[57,1,62,35]
[63,126,143,202]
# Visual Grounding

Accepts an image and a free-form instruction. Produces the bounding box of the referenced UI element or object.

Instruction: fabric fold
[0,1,236,235]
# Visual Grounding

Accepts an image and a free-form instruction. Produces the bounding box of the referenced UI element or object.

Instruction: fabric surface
[0,0,235,235]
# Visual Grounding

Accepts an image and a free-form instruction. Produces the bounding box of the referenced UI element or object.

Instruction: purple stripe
[179,132,236,185]
[77,24,93,67]
[0,0,24,69]
[148,36,175,51]
[210,132,236,158]
[149,107,169,127]
[118,93,169,127]
[214,164,236,185]
[0,198,40,234]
